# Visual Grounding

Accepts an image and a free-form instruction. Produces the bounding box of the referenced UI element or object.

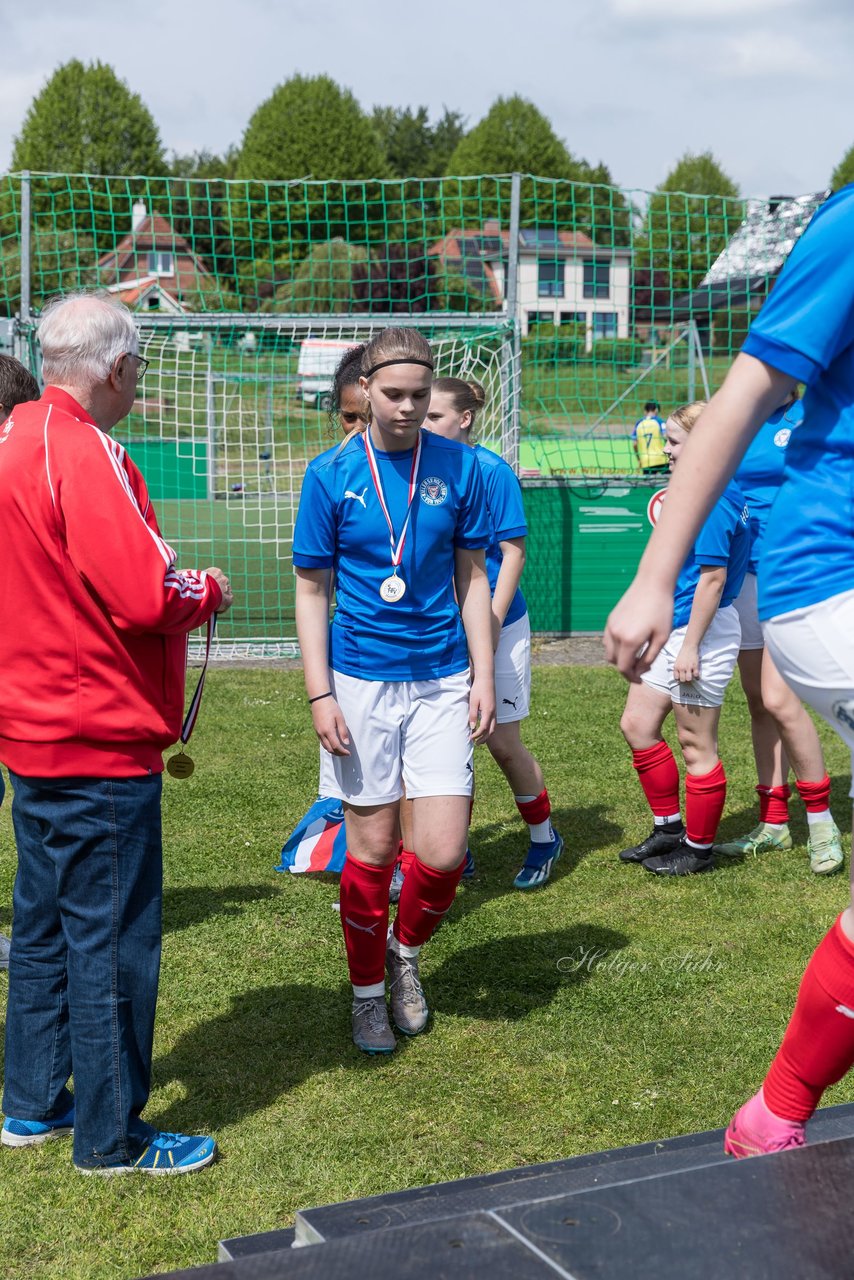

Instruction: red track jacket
[0,387,222,776]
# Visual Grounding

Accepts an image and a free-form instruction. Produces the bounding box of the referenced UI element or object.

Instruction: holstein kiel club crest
[420,476,448,506]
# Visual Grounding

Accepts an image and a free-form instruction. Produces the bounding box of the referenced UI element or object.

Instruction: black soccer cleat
[619,824,685,864]
[643,836,715,876]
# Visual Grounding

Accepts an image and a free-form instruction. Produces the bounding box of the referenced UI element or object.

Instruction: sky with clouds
[1,0,851,198]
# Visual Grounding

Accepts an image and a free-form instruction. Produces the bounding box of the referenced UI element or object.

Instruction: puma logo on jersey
[344,487,368,508]
[344,916,378,935]
[502,697,518,709]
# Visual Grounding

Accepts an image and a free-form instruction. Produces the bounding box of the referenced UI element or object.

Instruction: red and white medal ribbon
[363,427,422,575]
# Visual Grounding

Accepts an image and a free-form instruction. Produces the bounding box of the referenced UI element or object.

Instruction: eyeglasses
[121,352,150,383]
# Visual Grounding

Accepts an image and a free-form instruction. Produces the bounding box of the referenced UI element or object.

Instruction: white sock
[353,982,385,999]
[654,812,682,827]
[762,822,788,832]
[806,809,832,826]
[514,794,553,843]
[686,837,713,851]
[387,927,420,960]
[529,820,554,842]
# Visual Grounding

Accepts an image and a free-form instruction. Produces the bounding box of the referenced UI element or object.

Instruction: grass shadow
[163,884,280,934]
[428,924,629,1021]
[150,982,370,1134]
[447,804,622,925]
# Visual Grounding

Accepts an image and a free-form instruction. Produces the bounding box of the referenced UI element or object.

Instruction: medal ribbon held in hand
[363,427,422,603]
[166,614,216,779]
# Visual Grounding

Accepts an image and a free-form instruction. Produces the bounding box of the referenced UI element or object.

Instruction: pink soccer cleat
[724,1088,806,1159]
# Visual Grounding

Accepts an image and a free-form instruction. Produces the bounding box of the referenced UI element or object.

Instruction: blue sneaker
[76,1131,217,1177]
[514,831,564,890]
[462,848,475,879]
[2,1105,75,1147]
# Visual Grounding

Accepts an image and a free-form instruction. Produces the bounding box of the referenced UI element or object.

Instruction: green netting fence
[1,170,827,652]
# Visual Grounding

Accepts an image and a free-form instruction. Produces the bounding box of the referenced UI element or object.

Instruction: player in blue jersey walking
[718,392,843,872]
[618,400,750,876]
[605,184,854,1156]
[418,376,564,888]
[293,328,495,1055]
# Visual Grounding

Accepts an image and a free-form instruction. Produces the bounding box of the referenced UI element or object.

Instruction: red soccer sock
[796,775,832,813]
[756,783,791,825]
[394,855,465,948]
[339,851,394,988]
[631,741,680,818]
[764,916,854,1122]
[515,789,551,827]
[685,760,726,846]
[399,847,416,876]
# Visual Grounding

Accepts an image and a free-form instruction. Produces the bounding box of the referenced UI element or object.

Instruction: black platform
[149,1102,854,1278]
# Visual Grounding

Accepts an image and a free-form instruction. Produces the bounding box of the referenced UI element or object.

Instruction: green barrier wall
[120,438,209,501]
[521,480,662,632]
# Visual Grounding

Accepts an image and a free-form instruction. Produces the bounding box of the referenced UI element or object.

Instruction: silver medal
[379,574,406,603]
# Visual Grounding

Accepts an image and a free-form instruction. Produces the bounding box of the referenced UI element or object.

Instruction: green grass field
[1,664,851,1279]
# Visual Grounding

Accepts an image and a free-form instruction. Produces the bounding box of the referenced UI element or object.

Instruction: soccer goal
[53,314,517,659]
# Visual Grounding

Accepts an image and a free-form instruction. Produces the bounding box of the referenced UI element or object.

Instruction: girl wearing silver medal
[293,328,495,1055]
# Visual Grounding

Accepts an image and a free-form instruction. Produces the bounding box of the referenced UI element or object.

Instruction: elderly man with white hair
[0,292,232,1176]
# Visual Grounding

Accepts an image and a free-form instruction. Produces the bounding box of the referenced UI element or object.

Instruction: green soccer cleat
[807,820,844,875]
[716,823,793,858]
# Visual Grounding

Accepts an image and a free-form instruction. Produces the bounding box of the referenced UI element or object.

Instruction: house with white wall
[429,221,631,340]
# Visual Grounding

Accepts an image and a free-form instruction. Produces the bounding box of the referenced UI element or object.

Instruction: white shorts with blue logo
[495,613,531,724]
[641,605,741,707]
[763,588,854,797]
[318,668,473,806]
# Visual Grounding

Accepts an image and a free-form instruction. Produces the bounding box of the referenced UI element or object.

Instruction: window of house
[146,251,174,277]
[527,311,556,331]
[592,312,618,340]
[560,311,586,326]
[583,260,610,299]
[537,259,564,298]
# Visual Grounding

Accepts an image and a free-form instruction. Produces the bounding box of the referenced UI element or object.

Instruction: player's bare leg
[641,702,724,876]
[761,649,842,873]
[618,680,685,865]
[718,648,794,859]
[486,721,563,889]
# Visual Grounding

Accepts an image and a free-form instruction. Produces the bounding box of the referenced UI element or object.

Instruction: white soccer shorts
[318,668,474,805]
[641,604,742,707]
[763,588,854,797]
[732,572,764,651]
[495,612,531,725]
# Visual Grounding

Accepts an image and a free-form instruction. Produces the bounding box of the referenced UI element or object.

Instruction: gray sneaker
[351,996,396,1055]
[0,933,10,970]
[386,942,429,1036]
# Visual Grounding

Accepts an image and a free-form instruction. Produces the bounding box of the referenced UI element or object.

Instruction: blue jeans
[3,774,163,1169]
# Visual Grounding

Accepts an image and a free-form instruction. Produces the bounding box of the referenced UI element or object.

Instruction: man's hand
[206,567,234,613]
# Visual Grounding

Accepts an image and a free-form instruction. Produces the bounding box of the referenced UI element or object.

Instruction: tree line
[4,60,849,318]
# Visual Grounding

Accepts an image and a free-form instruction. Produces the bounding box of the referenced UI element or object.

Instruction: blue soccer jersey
[671,481,751,629]
[293,429,491,680]
[473,444,528,629]
[735,399,803,574]
[742,185,854,620]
